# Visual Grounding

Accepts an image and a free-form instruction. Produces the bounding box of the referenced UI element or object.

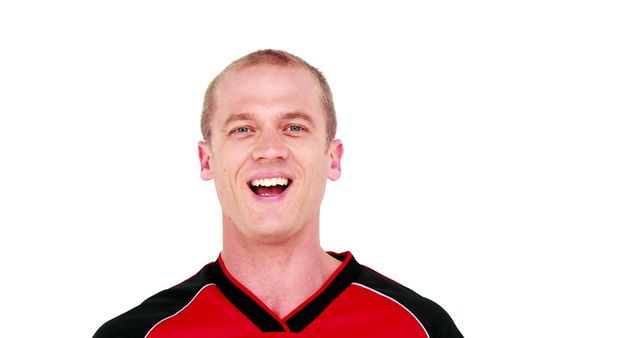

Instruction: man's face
[198,65,343,243]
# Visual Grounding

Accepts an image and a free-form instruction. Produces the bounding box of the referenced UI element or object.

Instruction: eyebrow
[222,111,315,129]
[223,112,256,129]
[281,112,315,127]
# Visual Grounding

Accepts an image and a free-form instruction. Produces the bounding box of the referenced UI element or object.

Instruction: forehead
[214,65,323,123]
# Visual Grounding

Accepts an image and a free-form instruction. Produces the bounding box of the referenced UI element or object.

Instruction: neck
[220,219,341,318]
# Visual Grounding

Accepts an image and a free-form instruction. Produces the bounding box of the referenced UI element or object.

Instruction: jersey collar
[210,251,362,332]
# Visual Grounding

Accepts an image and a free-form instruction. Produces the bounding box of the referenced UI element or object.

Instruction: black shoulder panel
[354,267,464,338]
[93,263,215,338]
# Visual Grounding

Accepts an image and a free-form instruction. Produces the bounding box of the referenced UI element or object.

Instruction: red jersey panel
[94,252,463,338]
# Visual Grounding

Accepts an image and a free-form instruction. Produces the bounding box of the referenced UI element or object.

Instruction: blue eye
[235,127,250,134]
[288,125,303,132]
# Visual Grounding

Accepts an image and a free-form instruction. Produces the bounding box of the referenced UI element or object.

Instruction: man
[94,49,463,337]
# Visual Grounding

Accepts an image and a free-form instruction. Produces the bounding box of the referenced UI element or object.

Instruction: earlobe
[198,141,214,181]
[328,139,343,181]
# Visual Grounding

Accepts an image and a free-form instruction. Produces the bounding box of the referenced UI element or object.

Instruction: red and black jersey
[94,252,463,337]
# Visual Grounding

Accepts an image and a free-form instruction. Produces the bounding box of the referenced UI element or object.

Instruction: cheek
[214,146,252,186]
[298,151,331,179]
[211,151,236,183]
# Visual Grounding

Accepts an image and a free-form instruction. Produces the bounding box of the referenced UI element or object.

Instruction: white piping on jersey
[352,283,430,338]
[144,283,216,338]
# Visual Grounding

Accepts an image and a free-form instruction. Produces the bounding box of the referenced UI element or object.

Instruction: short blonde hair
[200,49,337,144]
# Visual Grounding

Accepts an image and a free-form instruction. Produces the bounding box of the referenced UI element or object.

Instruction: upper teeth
[251,177,289,187]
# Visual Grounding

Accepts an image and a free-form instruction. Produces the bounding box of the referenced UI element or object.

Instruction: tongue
[255,186,286,196]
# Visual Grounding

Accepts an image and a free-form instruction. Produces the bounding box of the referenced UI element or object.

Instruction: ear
[198,141,214,181]
[327,139,344,181]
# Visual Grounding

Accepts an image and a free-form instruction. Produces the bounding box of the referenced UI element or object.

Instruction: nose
[251,128,289,161]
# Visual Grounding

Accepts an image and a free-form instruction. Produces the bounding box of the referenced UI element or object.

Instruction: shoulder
[353,266,464,338]
[93,263,214,338]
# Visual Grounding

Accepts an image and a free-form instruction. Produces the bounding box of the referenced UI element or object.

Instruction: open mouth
[249,177,291,197]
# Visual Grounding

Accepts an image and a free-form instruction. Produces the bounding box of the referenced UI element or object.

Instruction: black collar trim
[211,252,362,333]
[210,259,286,332]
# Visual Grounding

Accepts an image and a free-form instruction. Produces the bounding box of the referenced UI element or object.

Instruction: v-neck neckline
[210,251,362,333]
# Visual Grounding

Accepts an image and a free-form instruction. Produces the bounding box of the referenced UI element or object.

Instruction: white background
[1,1,638,337]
